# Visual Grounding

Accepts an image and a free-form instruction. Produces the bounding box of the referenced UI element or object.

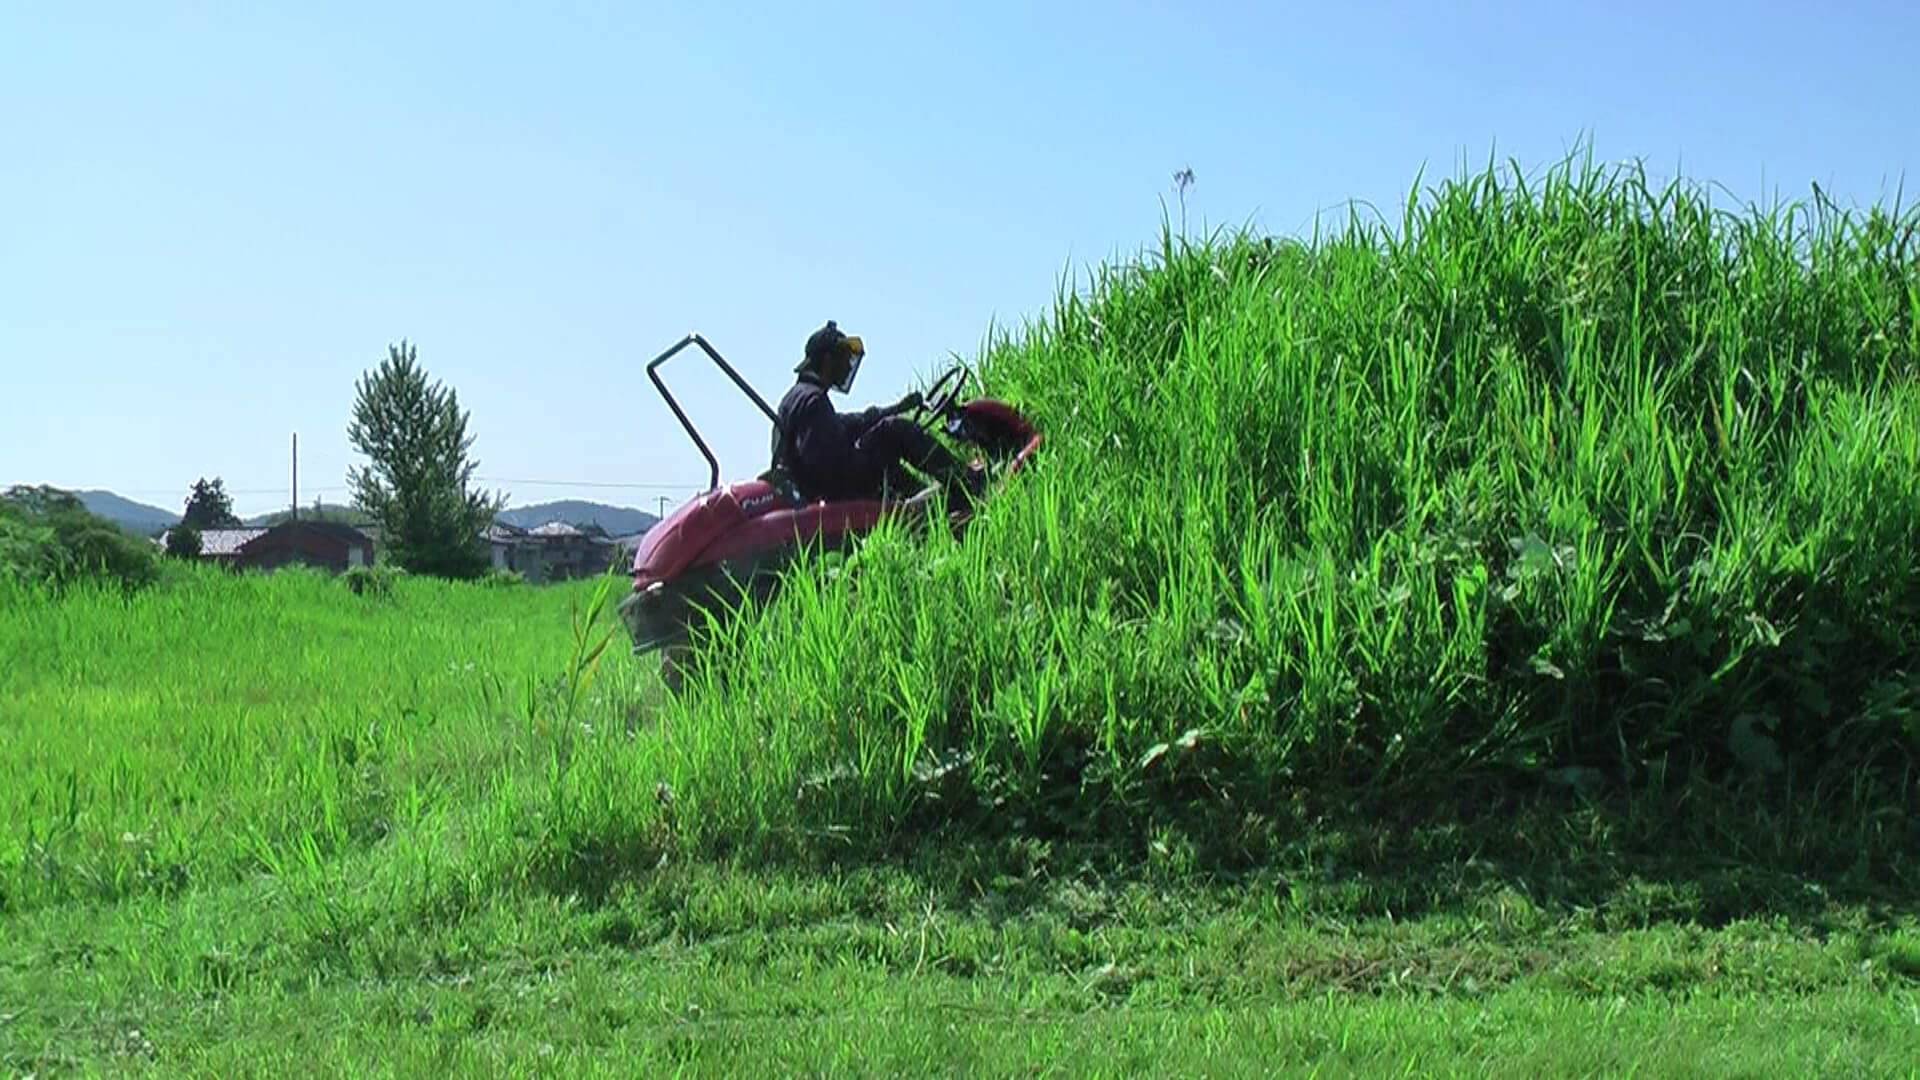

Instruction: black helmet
[797,320,865,393]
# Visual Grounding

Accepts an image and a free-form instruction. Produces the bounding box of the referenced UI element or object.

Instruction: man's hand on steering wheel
[891,390,924,415]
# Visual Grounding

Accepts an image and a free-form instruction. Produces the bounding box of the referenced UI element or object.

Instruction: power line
[80,477,706,499]
[88,484,345,495]
[474,476,700,491]
[91,485,350,498]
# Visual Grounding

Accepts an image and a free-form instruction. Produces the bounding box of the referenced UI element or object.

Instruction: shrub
[342,562,404,598]
[0,486,160,595]
[165,523,203,559]
[0,513,58,589]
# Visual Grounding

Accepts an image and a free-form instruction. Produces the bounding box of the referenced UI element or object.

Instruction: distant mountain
[494,499,659,537]
[74,490,179,535]
[58,490,659,540]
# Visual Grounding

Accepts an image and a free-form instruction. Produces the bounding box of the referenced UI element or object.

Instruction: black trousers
[839,416,960,500]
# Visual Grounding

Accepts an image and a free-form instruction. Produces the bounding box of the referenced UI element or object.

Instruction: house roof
[156,521,373,558]
[171,527,268,556]
[484,520,615,545]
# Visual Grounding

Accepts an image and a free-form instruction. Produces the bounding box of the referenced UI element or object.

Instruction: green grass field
[6,152,1918,1073]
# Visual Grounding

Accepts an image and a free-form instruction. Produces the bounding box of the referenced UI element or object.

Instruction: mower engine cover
[630,480,797,590]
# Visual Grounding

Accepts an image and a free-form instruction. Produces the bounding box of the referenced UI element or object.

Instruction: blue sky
[4,1,1914,520]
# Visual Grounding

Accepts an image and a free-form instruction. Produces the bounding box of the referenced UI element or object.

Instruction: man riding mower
[772,320,988,512]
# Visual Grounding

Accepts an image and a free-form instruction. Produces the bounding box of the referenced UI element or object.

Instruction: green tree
[0,485,159,593]
[0,512,57,587]
[165,522,203,558]
[182,477,241,529]
[345,340,504,579]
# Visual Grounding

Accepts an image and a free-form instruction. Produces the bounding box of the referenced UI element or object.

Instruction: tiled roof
[485,520,616,544]
[156,521,372,558]
[171,527,267,556]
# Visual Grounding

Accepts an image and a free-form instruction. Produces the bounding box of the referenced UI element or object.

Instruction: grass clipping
[604,153,1920,869]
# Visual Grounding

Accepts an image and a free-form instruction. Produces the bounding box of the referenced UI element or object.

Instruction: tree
[0,484,159,593]
[345,340,504,579]
[165,522,203,558]
[182,477,241,530]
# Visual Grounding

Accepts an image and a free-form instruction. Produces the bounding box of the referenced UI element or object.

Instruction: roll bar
[645,333,778,492]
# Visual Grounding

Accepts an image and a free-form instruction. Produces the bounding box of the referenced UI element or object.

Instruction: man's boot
[888,422,987,514]
[940,460,988,515]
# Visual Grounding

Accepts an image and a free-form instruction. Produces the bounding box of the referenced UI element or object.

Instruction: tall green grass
[0,563,634,913]
[555,150,1918,871]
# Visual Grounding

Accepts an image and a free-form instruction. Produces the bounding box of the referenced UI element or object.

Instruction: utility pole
[291,432,299,523]
[656,495,669,518]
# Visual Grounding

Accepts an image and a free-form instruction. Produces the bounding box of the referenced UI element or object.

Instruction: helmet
[798,320,865,393]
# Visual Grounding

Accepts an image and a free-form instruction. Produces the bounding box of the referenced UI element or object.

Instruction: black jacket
[773,373,886,500]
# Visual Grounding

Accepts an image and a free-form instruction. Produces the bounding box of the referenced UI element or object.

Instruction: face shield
[835,335,865,393]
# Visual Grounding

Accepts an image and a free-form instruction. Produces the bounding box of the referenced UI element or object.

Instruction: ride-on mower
[617,333,1043,692]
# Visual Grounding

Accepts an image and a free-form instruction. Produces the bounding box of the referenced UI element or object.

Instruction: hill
[494,499,659,536]
[245,503,369,526]
[73,490,178,534]
[611,151,1920,872]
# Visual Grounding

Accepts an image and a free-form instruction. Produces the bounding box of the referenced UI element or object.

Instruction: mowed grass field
[6,154,1920,1073]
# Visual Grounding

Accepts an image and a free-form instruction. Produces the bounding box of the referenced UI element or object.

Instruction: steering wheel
[910,363,971,425]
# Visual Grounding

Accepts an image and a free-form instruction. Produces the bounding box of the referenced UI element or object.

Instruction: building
[159,520,375,575]
[482,522,527,573]
[168,526,268,567]
[483,520,619,583]
[236,520,376,574]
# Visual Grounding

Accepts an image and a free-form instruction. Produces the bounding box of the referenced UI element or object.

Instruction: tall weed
[599,149,1919,862]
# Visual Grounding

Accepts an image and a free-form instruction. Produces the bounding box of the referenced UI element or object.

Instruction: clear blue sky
[4,1,1914,520]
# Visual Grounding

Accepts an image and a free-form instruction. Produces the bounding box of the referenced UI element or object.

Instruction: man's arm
[839,391,923,437]
[839,403,886,437]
